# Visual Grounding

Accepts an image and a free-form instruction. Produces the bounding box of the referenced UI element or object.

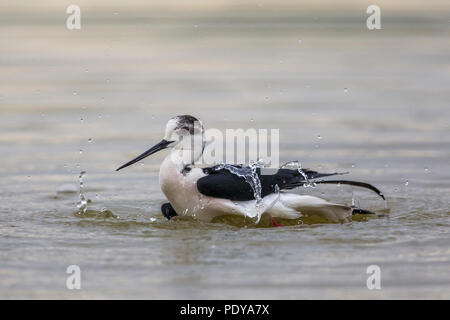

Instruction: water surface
[0,2,449,299]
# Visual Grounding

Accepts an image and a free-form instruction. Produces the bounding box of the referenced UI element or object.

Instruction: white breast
[158,156,209,219]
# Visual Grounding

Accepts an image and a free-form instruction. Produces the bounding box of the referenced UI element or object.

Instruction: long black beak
[116,139,173,171]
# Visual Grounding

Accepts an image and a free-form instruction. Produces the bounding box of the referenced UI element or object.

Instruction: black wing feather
[197,165,384,201]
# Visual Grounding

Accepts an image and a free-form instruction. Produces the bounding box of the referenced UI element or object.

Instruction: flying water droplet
[77,171,87,215]
[344,88,348,93]
[88,138,92,143]
[214,160,267,222]
[405,180,409,186]
[280,161,316,188]
[317,135,322,139]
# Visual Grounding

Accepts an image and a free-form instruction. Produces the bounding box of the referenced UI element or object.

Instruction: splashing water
[265,184,280,213]
[76,171,87,214]
[214,160,265,204]
[280,160,316,188]
[214,159,267,222]
[351,192,361,209]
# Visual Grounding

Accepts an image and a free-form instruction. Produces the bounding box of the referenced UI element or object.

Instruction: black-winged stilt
[116,115,384,225]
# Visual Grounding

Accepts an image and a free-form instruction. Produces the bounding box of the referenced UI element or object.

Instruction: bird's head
[116,115,204,171]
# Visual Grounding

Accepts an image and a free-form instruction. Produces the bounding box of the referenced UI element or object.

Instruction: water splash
[265,184,280,213]
[76,171,87,214]
[215,160,265,204]
[280,160,316,188]
[351,192,361,209]
[215,159,267,222]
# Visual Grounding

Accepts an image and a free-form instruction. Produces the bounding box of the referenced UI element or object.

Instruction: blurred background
[0,0,449,299]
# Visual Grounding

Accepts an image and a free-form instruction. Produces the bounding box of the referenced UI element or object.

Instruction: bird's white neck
[167,133,204,167]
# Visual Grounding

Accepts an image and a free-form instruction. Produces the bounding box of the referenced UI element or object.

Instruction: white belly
[159,157,230,221]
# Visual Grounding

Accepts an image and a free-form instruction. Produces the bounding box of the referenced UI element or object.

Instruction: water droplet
[85,69,89,73]
[106,78,110,83]
[424,167,429,173]
[98,114,102,119]
[77,171,88,214]
[79,149,83,154]
[80,117,84,122]
[250,118,254,122]
[351,164,356,168]
[405,180,409,186]
[73,91,77,96]
[215,161,266,223]
[150,217,156,222]
[88,138,93,143]
[344,88,348,93]
[317,135,322,139]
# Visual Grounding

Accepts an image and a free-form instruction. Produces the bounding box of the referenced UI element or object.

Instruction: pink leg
[270,219,282,227]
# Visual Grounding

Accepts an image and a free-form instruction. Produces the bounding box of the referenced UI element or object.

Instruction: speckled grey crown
[174,115,202,134]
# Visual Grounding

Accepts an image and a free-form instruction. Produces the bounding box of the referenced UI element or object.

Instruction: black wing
[197,165,386,201]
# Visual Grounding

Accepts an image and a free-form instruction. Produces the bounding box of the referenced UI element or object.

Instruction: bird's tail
[312,179,385,200]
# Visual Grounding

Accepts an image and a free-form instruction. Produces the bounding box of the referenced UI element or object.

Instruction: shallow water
[1,2,449,299]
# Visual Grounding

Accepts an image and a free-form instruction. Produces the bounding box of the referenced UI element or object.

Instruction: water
[0,1,450,299]
[280,160,316,188]
[214,161,265,222]
[76,171,87,215]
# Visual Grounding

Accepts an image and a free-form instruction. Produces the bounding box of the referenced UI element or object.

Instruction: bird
[116,115,385,226]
